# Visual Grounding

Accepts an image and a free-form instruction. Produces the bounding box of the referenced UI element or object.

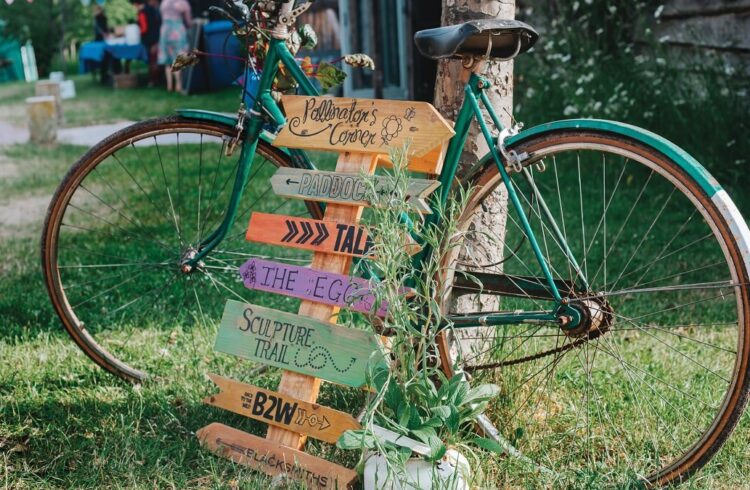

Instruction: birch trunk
[434,0,514,362]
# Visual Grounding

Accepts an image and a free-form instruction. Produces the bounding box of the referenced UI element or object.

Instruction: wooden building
[652,0,750,69]
[300,0,441,101]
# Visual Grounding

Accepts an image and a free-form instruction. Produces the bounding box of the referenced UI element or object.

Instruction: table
[78,41,149,74]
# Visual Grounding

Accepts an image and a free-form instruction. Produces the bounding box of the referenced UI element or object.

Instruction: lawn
[0,74,241,128]
[2,71,750,489]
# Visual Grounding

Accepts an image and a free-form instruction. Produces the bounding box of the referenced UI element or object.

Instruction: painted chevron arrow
[312,222,329,245]
[203,374,361,443]
[270,168,440,214]
[280,220,298,242]
[247,213,421,258]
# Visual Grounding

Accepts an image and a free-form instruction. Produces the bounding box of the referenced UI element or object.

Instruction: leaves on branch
[300,56,314,77]
[286,30,302,56]
[298,24,318,49]
[316,61,347,90]
[170,51,200,72]
[344,53,375,70]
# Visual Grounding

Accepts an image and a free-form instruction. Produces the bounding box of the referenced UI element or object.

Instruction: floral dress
[158,0,192,65]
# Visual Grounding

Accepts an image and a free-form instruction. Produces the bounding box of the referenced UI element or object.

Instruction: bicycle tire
[42,116,319,383]
[439,129,750,487]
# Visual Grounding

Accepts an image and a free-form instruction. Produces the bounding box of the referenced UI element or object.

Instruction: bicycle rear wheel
[439,129,750,487]
[42,116,321,383]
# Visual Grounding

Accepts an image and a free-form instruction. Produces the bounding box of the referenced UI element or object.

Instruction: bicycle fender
[506,119,722,197]
[174,108,280,150]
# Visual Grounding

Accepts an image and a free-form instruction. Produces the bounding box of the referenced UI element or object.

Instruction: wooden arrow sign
[239,258,397,317]
[197,423,358,489]
[270,168,440,214]
[273,95,455,159]
[204,374,361,444]
[246,213,421,258]
[215,300,387,388]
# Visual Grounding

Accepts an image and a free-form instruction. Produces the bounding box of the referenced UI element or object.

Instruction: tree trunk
[434,0,514,361]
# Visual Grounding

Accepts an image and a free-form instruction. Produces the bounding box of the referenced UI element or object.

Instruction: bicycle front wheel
[440,129,750,487]
[42,116,320,383]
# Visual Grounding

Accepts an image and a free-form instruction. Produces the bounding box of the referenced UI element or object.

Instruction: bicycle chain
[464,336,588,372]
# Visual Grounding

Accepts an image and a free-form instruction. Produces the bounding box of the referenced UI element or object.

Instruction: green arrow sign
[215,300,387,388]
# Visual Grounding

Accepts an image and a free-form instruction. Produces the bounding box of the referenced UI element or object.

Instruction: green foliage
[315,60,347,90]
[516,0,750,208]
[334,146,499,485]
[0,0,135,76]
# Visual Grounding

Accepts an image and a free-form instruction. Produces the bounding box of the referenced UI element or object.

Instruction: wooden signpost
[198,94,455,486]
[215,300,387,388]
[204,374,361,444]
[197,423,358,489]
[270,168,440,213]
[273,95,455,174]
[238,257,401,317]
[247,213,421,257]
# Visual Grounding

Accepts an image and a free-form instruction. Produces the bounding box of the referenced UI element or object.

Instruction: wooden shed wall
[653,1,750,65]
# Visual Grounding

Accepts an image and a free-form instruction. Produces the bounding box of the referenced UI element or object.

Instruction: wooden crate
[112,73,138,89]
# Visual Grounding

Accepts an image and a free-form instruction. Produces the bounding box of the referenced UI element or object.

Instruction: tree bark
[434,0,514,360]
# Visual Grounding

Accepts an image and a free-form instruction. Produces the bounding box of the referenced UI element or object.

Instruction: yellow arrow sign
[273,95,455,158]
[203,374,361,444]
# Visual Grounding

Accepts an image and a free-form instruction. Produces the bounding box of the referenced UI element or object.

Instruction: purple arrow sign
[239,258,392,317]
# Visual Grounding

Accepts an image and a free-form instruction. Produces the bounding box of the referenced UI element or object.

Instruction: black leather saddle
[414,20,538,60]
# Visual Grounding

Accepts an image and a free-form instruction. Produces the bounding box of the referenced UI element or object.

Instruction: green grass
[2,47,750,488]
[0,74,241,128]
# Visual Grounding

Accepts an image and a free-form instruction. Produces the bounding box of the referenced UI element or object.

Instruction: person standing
[131,0,162,86]
[93,5,109,41]
[157,0,192,93]
[93,5,121,84]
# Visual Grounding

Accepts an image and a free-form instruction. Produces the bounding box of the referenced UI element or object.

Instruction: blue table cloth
[79,41,149,73]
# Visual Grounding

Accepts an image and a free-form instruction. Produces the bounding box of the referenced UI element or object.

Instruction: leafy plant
[335,146,501,485]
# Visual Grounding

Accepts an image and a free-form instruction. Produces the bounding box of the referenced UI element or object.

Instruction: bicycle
[41,1,750,486]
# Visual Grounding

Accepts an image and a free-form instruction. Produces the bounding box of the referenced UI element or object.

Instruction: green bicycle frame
[187,37,582,330]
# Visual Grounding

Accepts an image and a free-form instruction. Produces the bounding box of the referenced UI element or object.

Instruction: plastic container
[363,449,471,490]
[235,67,261,108]
[203,20,243,91]
[125,24,141,45]
[59,80,76,99]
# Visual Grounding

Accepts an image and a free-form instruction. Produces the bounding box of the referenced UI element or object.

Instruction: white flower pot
[363,449,471,490]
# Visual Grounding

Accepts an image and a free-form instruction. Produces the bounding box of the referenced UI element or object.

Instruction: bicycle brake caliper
[226,107,247,157]
[496,123,529,173]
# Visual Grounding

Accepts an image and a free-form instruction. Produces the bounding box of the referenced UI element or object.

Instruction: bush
[516,1,750,211]
[0,0,135,76]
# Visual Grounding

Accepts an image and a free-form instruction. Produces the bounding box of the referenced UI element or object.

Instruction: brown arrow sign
[246,213,421,258]
[197,423,358,489]
[270,168,440,214]
[203,374,361,444]
[273,95,455,158]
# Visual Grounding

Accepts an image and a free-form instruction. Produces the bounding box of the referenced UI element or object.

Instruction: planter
[363,449,471,490]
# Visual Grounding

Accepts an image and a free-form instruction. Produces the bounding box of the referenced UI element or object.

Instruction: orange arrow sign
[203,374,361,444]
[197,423,358,489]
[273,95,455,157]
[246,213,421,257]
